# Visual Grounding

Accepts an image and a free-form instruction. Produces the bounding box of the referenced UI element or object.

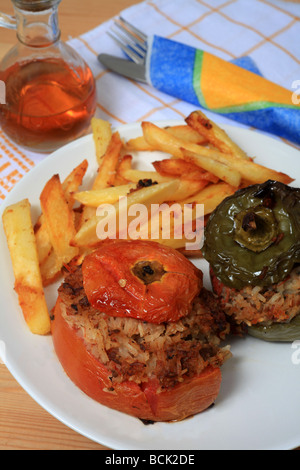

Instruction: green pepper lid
[202,180,300,290]
[234,205,278,253]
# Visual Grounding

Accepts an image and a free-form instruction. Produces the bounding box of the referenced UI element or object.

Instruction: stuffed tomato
[52,240,231,422]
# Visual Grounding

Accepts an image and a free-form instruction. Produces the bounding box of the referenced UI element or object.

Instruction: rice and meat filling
[213,265,300,327]
[58,266,231,391]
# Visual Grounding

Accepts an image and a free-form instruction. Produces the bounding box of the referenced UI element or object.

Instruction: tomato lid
[82,240,202,324]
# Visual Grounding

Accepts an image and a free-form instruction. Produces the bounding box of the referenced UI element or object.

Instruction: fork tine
[107,31,145,65]
[114,22,147,53]
[108,17,148,65]
[118,16,148,43]
[112,25,147,57]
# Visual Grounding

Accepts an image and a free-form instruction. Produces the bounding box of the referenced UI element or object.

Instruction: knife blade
[98,54,148,84]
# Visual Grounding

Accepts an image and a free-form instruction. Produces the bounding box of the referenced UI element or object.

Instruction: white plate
[0,122,300,451]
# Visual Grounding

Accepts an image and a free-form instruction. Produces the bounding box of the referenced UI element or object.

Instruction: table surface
[0,0,299,452]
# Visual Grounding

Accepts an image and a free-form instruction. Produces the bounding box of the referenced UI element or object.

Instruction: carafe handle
[0,13,17,30]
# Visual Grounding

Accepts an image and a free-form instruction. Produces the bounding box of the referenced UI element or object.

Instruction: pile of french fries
[2,110,293,335]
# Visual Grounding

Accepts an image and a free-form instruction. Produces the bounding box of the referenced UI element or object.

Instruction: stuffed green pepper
[202,180,300,342]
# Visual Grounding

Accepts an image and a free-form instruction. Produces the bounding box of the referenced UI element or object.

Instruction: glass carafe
[0,0,97,152]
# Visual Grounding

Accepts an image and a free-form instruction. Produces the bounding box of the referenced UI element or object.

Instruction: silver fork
[108,17,148,65]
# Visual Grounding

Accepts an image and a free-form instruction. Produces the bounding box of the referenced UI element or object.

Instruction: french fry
[79,132,123,226]
[167,179,208,201]
[34,214,52,265]
[118,168,172,184]
[114,154,133,185]
[153,159,219,183]
[74,183,137,207]
[35,160,88,265]
[92,131,123,190]
[142,121,220,160]
[78,206,97,228]
[185,112,293,184]
[125,135,154,152]
[138,201,203,250]
[181,149,241,187]
[186,111,249,159]
[118,154,133,172]
[164,125,207,145]
[40,174,79,268]
[145,184,236,249]
[72,180,180,248]
[153,158,205,178]
[141,121,242,187]
[143,120,293,186]
[75,176,206,211]
[39,249,62,287]
[182,182,236,215]
[2,199,51,335]
[73,206,84,231]
[91,117,112,165]
[125,125,207,152]
[61,159,89,207]
[137,123,182,156]
[183,148,293,186]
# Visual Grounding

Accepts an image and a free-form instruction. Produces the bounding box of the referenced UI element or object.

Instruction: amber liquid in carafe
[0,57,96,152]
